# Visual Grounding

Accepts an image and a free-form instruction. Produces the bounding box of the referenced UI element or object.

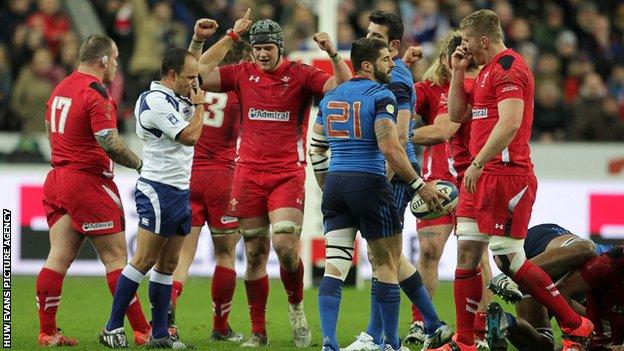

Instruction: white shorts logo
[220,216,237,224]
[141,218,150,226]
[82,221,114,231]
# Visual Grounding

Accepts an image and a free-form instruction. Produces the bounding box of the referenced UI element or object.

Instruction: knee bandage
[489,236,526,274]
[241,225,270,238]
[272,221,302,235]
[456,221,489,242]
[209,227,240,237]
[324,228,357,281]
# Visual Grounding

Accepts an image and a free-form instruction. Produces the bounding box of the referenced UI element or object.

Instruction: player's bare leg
[240,216,270,347]
[407,224,453,344]
[210,230,243,341]
[367,234,403,350]
[270,207,311,348]
[168,226,202,338]
[37,214,83,346]
[91,232,151,345]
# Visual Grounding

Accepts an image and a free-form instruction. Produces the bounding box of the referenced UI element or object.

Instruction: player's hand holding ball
[193,18,218,41]
[411,180,458,220]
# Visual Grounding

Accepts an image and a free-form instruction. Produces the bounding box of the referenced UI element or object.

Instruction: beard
[373,65,392,84]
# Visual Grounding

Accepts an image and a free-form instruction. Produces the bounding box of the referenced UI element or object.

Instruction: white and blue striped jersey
[135,81,195,190]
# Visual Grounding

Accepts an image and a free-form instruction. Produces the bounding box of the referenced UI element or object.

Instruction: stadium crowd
[1,0,624,154]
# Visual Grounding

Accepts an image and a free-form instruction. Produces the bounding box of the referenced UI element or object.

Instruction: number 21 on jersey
[50,96,72,134]
[326,101,362,138]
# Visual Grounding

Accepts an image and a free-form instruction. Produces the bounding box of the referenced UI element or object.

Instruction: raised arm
[95,129,143,172]
[313,32,353,92]
[412,113,461,146]
[448,44,472,123]
[192,10,252,92]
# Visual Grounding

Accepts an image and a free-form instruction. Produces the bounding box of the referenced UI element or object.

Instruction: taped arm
[309,122,329,190]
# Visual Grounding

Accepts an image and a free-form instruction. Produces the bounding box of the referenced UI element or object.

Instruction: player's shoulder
[493,49,528,73]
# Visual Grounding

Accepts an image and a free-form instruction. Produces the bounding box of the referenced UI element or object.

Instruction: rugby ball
[410,180,459,220]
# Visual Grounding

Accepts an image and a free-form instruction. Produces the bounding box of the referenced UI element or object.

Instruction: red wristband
[226,29,239,42]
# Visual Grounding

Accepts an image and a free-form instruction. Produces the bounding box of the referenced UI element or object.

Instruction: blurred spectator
[96,0,135,73]
[534,53,561,85]
[126,0,186,106]
[0,44,13,131]
[10,24,46,78]
[569,72,624,140]
[446,0,474,27]
[0,0,33,46]
[532,3,565,53]
[607,64,624,118]
[58,31,79,74]
[517,42,538,72]
[533,80,569,141]
[10,47,62,151]
[493,0,514,36]
[400,0,449,55]
[283,4,316,53]
[26,0,70,55]
[337,21,355,51]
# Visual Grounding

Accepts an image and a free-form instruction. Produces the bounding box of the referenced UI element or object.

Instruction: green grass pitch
[10,276,558,350]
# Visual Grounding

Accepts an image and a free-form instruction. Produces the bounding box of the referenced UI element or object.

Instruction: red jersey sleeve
[492,62,527,104]
[85,83,117,134]
[218,63,245,93]
[302,64,331,95]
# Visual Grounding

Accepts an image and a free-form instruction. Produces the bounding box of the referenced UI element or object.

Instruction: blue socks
[376,282,401,350]
[318,276,343,350]
[400,272,442,334]
[365,278,383,344]
[106,265,145,331]
[149,271,173,339]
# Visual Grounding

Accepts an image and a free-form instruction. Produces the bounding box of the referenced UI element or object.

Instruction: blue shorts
[390,163,419,229]
[524,223,572,259]
[135,177,191,237]
[321,172,402,239]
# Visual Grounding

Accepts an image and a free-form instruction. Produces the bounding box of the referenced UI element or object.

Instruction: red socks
[106,269,150,334]
[454,268,482,346]
[211,266,237,334]
[171,280,183,306]
[514,261,581,330]
[36,268,64,335]
[474,311,487,340]
[411,304,424,324]
[279,260,304,304]
[245,276,269,335]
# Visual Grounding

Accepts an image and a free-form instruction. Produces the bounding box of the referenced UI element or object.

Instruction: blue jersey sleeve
[386,81,412,111]
[374,95,398,123]
[315,108,324,126]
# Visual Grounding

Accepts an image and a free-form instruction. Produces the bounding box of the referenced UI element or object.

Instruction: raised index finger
[243,8,251,20]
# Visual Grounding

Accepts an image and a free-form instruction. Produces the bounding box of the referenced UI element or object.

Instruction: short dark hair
[161,48,193,77]
[350,38,388,73]
[222,40,252,66]
[79,35,114,63]
[368,10,404,42]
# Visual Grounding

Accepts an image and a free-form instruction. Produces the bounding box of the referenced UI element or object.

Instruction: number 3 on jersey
[326,101,361,138]
[50,96,72,134]
[203,92,227,127]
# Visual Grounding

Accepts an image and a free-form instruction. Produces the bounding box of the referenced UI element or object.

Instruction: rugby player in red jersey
[430,9,593,351]
[404,30,493,348]
[167,16,254,341]
[38,35,149,346]
[195,13,352,347]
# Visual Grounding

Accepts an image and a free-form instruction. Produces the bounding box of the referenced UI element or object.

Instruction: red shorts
[455,181,475,219]
[190,169,238,230]
[43,168,124,235]
[228,167,305,218]
[417,211,456,229]
[472,173,537,238]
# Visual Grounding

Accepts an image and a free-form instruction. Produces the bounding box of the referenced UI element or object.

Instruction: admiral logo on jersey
[472,108,488,119]
[248,108,290,121]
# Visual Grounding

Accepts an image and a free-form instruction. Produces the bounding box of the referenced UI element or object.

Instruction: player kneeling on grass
[484,223,607,351]
[99,47,207,349]
[166,16,253,343]
[310,37,448,351]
